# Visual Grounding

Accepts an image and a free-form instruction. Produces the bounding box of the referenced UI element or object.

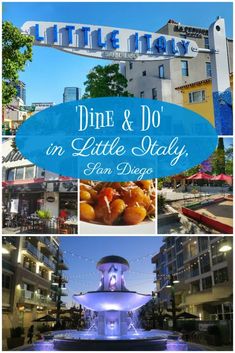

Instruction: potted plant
[7,326,25,349]
[36,210,52,231]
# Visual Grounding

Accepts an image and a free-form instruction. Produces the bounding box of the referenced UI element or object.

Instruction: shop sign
[46,196,55,202]
[21,21,199,61]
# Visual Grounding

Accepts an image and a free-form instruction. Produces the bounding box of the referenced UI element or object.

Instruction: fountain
[52,256,187,351]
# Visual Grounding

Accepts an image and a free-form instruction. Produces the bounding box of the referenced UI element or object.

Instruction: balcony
[57,259,69,270]
[23,241,55,271]
[41,254,56,271]
[19,289,53,306]
[23,241,41,260]
[38,237,58,256]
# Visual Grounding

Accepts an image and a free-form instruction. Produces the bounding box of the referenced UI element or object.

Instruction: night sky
[59,236,163,306]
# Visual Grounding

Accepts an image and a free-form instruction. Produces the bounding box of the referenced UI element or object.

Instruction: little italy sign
[21,21,199,61]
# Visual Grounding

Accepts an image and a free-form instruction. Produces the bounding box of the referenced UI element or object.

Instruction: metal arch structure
[21,18,232,135]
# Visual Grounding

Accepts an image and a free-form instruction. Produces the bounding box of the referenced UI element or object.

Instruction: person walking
[27,325,34,344]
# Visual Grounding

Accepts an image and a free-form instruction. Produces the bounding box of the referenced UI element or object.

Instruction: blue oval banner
[16,97,217,181]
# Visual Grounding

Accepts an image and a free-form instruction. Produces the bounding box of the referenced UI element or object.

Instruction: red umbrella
[186,172,213,180]
[211,174,232,183]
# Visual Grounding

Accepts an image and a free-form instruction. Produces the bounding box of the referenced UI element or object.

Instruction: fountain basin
[73,291,152,312]
[51,329,181,351]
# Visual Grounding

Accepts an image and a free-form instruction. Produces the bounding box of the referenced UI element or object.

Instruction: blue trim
[35,24,44,41]
[65,25,75,44]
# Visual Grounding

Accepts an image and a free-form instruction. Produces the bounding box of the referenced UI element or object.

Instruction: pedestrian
[27,325,34,344]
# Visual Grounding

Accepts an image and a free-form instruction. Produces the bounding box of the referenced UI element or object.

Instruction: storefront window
[25,166,35,179]
[15,167,24,180]
[214,267,229,284]
[7,168,15,181]
[202,276,212,290]
[200,252,211,274]
[59,193,77,217]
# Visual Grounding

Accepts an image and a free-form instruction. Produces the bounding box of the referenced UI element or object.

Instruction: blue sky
[3,2,233,105]
[60,236,163,306]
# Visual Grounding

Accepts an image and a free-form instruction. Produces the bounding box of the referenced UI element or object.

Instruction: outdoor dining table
[64,220,78,234]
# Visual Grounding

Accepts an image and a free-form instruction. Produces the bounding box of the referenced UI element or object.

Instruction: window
[176,237,183,252]
[211,242,226,265]
[198,237,208,252]
[177,253,184,268]
[191,280,200,294]
[7,169,15,181]
[200,252,211,274]
[204,37,209,49]
[206,62,211,77]
[202,276,212,290]
[152,88,157,100]
[188,261,199,278]
[2,274,11,289]
[181,60,189,76]
[140,91,144,98]
[159,65,164,78]
[189,90,205,103]
[142,70,146,76]
[129,62,133,70]
[129,78,133,82]
[214,267,229,284]
[25,166,34,179]
[15,167,24,180]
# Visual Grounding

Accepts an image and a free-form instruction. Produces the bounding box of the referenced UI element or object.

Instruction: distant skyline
[3,2,233,105]
[59,236,163,306]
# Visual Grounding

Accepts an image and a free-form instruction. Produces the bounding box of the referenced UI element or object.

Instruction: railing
[24,241,41,260]
[19,289,53,305]
[23,241,56,271]
[38,237,58,255]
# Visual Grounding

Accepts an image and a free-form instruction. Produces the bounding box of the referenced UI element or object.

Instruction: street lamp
[219,239,232,253]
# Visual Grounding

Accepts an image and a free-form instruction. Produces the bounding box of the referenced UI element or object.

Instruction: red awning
[187,172,213,180]
[211,174,233,182]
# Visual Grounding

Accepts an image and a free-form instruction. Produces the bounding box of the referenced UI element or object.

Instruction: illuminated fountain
[52,256,187,350]
[73,255,151,337]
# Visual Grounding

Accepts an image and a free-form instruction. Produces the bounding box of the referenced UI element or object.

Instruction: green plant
[2,21,33,105]
[10,327,24,338]
[36,210,52,220]
[158,180,163,190]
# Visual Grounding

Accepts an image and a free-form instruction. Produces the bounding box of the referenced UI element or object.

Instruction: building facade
[2,236,68,349]
[3,97,28,134]
[152,236,233,320]
[63,87,80,102]
[16,81,26,105]
[2,139,78,233]
[175,73,233,126]
[122,20,233,113]
[31,102,54,114]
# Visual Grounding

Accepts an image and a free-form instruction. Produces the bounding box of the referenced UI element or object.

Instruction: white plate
[80,220,156,235]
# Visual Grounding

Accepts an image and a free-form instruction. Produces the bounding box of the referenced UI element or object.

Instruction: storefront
[2,139,78,234]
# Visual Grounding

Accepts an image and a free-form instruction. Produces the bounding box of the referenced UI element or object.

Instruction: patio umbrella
[33,314,57,322]
[211,174,232,183]
[176,311,199,319]
[186,172,212,180]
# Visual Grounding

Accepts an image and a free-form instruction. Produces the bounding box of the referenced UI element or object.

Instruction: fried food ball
[123,206,147,225]
[80,203,95,222]
[103,199,126,225]
[80,190,91,201]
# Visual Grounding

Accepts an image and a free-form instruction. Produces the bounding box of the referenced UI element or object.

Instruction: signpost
[21,21,199,61]
[21,18,232,134]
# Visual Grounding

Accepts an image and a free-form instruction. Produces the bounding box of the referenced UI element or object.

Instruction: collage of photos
[1,1,234,353]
